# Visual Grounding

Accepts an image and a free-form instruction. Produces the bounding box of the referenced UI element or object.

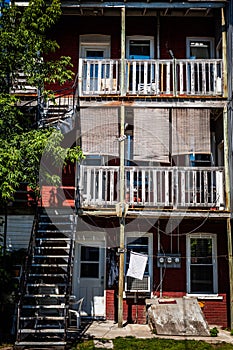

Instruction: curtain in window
[79,107,119,156]
[133,108,170,163]
[172,108,211,155]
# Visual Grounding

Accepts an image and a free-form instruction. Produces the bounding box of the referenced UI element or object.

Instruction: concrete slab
[147,297,209,336]
[82,320,233,344]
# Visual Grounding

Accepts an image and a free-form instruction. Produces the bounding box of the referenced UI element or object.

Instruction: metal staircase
[14,207,76,349]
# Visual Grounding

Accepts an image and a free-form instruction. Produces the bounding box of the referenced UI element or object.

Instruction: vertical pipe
[157,11,160,59]
[121,7,126,96]
[222,8,228,98]
[118,105,125,328]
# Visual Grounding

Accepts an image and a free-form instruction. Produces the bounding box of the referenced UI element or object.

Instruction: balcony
[78,58,223,98]
[78,166,225,210]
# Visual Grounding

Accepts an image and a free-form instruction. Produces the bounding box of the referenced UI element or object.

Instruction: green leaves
[0,0,73,93]
[0,128,83,204]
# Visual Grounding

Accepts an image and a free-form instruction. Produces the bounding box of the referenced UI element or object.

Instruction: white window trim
[186,233,218,295]
[126,35,155,59]
[186,37,215,59]
[125,232,153,290]
[79,34,111,58]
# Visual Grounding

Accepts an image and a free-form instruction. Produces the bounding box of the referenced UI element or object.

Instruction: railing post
[78,58,83,97]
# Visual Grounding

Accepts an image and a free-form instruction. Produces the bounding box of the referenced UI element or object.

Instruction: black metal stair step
[20,316,65,320]
[33,255,69,258]
[22,305,66,309]
[23,293,65,298]
[14,341,66,347]
[36,237,70,241]
[31,263,68,267]
[34,247,70,251]
[28,273,67,277]
[37,229,72,234]
[18,328,65,333]
[26,283,67,287]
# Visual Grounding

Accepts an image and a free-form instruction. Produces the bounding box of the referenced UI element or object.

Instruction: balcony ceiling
[59,0,226,16]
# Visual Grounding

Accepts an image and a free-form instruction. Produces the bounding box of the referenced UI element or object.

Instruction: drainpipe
[222,8,228,98]
[224,104,233,329]
[157,11,160,59]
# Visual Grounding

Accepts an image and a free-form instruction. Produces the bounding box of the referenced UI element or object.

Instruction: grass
[72,337,233,350]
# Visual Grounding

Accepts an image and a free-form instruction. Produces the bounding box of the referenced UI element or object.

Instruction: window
[125,233,153,292]
[186,38,214,59]
[187,234,217,294]
[80,246,99,278]
[126,36,154,59]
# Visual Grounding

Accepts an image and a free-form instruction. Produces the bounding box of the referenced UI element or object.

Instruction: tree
[0,1,83,340]
[0,0,83,205]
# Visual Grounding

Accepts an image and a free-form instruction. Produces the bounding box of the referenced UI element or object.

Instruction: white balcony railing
[78,58,223,97]
[78,166,225,210]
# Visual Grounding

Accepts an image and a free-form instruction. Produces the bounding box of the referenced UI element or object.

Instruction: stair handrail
[64,213,76,336]
[15,206,39,341]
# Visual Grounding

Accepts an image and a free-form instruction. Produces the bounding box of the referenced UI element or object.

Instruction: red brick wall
[106,290,228,327]
[106,290,147,324]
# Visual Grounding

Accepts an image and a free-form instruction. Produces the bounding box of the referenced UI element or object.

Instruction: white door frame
[72,232,106,317]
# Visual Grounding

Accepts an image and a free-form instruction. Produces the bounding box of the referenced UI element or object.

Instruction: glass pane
[81,246,99,262]
[129,40,150,59]
[86,50,104,59]
[191,265,213,293]
[80,263,99,278]
[190,41,211,59]
[190,238,212,264]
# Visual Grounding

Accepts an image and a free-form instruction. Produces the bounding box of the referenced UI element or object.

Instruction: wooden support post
[224,104,233,329]
[227,218,233,330]
[121,7,126,96]
[118,105,125,328]
[221,8,228,98]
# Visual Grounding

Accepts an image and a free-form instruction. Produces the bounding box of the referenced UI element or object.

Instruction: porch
[78,58,223,98]
[78,165,225,210]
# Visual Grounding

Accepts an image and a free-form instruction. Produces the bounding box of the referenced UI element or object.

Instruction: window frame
[186,37,215,59]
[126,36,155,59]
[79,34,111,59]
[186,233,218,295]
[124,232,153,289]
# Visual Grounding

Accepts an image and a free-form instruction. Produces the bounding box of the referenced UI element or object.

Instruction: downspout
[157,11,160,59]
[222,8,228,98]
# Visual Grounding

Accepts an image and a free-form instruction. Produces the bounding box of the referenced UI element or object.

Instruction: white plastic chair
[68,297,84,329]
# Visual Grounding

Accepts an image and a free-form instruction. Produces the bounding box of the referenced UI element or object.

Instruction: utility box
[157,253,181,269]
